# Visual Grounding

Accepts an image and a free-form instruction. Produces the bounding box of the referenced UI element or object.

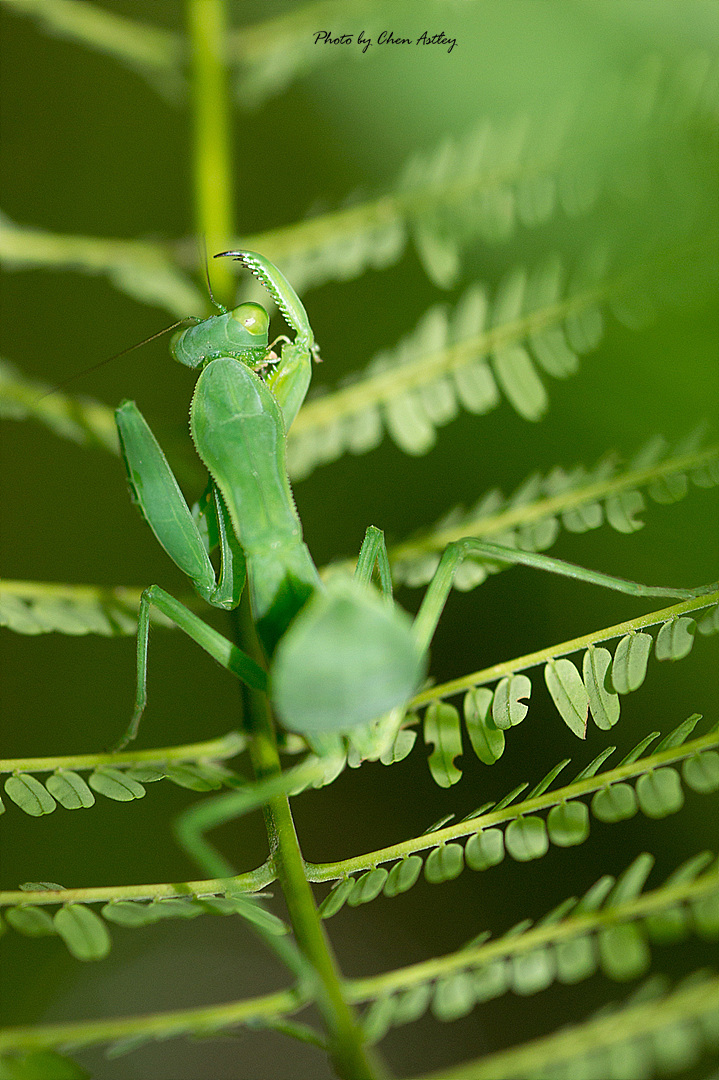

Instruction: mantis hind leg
[413,539,719,654]
[173,789,272,879]
[341,531,717,762]
[112,586,267,751]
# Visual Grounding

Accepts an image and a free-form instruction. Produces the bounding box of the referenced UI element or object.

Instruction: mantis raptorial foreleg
[214,249,319,432]
[116,401,246,609]
[113,398,258,751]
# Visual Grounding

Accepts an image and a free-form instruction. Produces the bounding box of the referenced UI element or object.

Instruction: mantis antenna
[199,235,224,313]
[36,318,196,401]
[38,235,221,402]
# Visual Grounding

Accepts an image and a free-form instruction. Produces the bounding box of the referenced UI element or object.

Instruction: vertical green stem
[252,711,387,1078]
[186,0,235,304]
[238,600,387,1080]
[186,7,386,1072]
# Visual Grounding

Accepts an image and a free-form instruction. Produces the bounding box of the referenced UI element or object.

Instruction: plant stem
[303,724,718,883]
[186,0,235,305]
[411,588,719,707]
[185,7,385,1072]
[238,593,387,1080]
[0,988,300,1058]
[253,715,386,1078]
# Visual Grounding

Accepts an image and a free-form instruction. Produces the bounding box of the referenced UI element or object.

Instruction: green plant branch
[410,589,719,708]
[1,0,184,97]
[287,239,714,438]
[229,74,716,266]
[5,440,714,636]
[0,216,202,316]
[5,176,714,328]
[0,860,274,909]
[0,985,303,1058]
[389,445,719,567]
[4,347,715,595]
[195,98,563,270]
[346,869,718,1003]
[415,974,719,1080]
[7,726,712,910]
[242,676,386,1078]
[290,282,611,433]
[0,731,245,775]
[303,726,719,882]
[1,868,714,1059]
[186,0,235,304]
[0,358,119,452]
[0,577,188,637]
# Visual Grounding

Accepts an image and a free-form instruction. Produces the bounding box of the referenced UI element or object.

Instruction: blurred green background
[1,2,717,1077]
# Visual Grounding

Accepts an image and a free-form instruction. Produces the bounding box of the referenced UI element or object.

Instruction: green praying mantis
[114,250,425,752]
[113,250,717,758]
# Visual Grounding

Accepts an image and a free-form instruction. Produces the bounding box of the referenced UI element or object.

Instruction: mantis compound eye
[231,302,269,336]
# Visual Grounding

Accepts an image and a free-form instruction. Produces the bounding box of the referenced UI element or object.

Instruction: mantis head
[170,301,271,370]
[215,250,317,357]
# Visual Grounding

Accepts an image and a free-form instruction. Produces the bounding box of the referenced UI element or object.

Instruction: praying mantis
[113,250,716,757]
[114,250,424,751]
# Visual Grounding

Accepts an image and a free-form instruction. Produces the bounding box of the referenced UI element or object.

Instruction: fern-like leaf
[286,249,716,477]
[316,434,718,589]
[242,52,719,294]
[0,359,118,453]
[0,580,152,636]
[408,592,718,776]
[2,0,184,99]
[0,213,203,316]
[346,854,719,1039]
[0,732,246,816]
[427,973,719,1080]
[309,719,719,906]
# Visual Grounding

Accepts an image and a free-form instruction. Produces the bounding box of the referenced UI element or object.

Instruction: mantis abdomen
[190,357,320,655]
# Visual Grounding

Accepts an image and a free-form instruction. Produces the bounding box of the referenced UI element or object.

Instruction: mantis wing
[271,576,425,735]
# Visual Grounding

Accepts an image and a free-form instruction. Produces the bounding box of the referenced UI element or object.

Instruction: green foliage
[0,358,118,452]
[1,2,717,1079]
[426,973,719,1080]
[341,853,719,1047]
[306,721,719,909]
[2,0,183,98]
[286,249,705,477]
[408,597,719,786]
[0,213,202,315]
[0,580,146,636]
[389,434,719,590]
[0,733,246,816]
